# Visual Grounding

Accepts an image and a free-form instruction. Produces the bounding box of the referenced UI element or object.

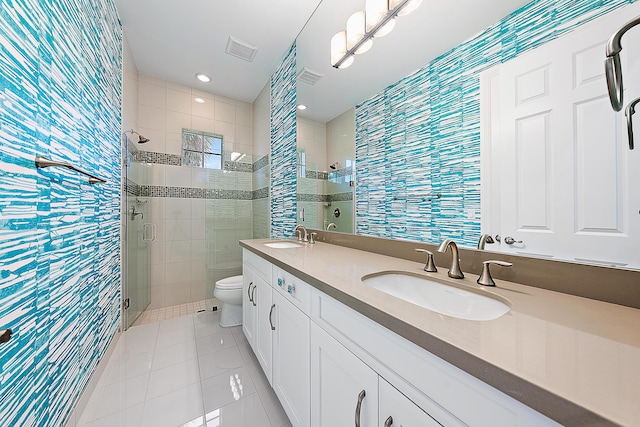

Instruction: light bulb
[375,18,396,37]
[365,0,389,32]
[331,31,348,67]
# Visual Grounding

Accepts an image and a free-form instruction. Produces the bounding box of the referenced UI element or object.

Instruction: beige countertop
[240,239,640,427]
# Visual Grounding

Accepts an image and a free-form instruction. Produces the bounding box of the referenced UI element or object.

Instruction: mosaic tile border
[137,186,252,200]
[296,192,353,203]
[252,154,269,172]
[252,187,269,200]
[134,150,254,173]
[125,178,139,196]
[304,170,329,180]
[134,151,182,166]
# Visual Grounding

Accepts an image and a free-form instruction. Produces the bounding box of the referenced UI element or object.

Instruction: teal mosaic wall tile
[270,43,297,238]
[0,0,122,425]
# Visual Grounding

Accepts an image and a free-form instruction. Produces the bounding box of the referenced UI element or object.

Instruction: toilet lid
[215,275,243,290]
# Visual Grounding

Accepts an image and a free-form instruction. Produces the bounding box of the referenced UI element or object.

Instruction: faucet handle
[295,230,302,241]
[477,260,512,287]
[414,248,437,272]
[309,232,318,244]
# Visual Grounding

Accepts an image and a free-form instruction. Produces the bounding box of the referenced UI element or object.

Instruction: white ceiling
[115,0,323,102]
[116,0,532,120]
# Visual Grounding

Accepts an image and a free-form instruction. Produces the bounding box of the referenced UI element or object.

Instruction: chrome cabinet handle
[384,416,393,427]
[247,282,254,303]
[355,390,366,427]
[269,304,276,331]
[251,284,256,307]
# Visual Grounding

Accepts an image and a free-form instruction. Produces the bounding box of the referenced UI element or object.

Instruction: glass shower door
[123,146,151,329]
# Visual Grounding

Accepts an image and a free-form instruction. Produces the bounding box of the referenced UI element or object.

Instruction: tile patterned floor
[131,299,220,326]
[77,310,291,427]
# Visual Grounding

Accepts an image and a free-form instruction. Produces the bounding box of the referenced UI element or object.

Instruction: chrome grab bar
[35,156,107,184]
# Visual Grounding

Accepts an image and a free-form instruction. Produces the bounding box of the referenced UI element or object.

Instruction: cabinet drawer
[272,266,311,316]
[243,249,272,281]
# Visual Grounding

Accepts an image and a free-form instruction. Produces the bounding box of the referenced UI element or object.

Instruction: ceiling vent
[297,67,324,85]
[225,36,258,62]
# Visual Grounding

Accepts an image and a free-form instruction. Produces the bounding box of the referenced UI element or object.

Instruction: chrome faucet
[477,234,494,250]
[326,222,337,231]
[437,239,464,279]
[294,225,308,242]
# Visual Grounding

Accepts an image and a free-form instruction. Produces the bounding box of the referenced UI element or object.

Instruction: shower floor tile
[132,299,219,326]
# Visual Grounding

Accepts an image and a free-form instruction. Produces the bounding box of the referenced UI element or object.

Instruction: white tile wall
[135,74,256,310]
[326,107,356,171]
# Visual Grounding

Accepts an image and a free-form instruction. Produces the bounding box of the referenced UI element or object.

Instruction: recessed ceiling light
[195,73,211,83]
[297,104,307,110]
[194,97,205,103]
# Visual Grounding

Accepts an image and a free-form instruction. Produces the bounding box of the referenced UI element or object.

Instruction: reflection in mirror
[295,0,640,269]
[296,111,355,233]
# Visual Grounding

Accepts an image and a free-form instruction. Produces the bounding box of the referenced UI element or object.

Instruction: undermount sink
[264,241,303,249]
[362,272,510,321]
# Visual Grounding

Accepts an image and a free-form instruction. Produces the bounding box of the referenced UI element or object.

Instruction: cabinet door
[379,378,441,427]
[254,274,273,382]
[242,264,256,349]
[273,292,310,427]
[311,323,378,427]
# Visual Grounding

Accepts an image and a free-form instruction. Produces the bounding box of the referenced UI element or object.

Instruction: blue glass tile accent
[270,43,297,238]
[0,0,122,425]
[355,0,634,247]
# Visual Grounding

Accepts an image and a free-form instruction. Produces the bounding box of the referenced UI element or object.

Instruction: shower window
[182,129,223,169]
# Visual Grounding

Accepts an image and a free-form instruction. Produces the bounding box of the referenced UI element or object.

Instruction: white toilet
[213,275,243,327]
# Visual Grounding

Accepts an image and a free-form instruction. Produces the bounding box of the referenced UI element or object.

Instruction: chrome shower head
[329,162,339,170]
[125,129,150,144]
[605,15,640,112]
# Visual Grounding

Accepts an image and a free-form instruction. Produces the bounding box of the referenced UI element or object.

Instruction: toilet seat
[215,275,243,290]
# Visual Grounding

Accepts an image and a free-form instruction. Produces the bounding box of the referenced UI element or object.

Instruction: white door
[379,378,441,427]
[254,274,273,382]
[272,292,311,427]
[484,3,640,267]
[242,264,256,348]
[310,322,378,427]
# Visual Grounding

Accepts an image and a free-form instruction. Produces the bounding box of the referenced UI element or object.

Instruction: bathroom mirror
[294,0,640,269]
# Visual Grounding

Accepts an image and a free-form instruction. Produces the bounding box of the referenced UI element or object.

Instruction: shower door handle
[143,223,156,242]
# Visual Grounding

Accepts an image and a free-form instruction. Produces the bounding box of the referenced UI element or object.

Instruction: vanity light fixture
[195,73,211,83]
[194,97,205,103]
[331,0,422,69]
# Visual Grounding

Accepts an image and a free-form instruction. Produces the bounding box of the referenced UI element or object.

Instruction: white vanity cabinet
[379,378,441,427]
[272,291,310,427]
[253,273,273,379]
[243,248,560,427]
[310,322,378,427]
[241,266,257,347]
[242,250,311,427]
